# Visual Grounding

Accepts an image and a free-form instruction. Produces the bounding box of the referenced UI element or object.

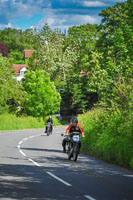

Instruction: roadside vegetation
[0,114,60,131]
[79,108,133,169]
[0,0,132,169]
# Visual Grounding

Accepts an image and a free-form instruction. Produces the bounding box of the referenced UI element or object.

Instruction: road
[0,126,133,200]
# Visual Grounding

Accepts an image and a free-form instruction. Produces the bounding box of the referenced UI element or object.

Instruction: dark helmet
[71,116,78,123]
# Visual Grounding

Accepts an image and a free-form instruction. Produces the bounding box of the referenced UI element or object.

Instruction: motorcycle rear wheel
[73,152,78,161]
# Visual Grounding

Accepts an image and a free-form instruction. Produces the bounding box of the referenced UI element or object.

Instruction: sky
[0,0,126,31]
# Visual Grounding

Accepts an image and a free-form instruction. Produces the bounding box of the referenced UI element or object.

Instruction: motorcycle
[46,122,52,136]
[67,132,80,162]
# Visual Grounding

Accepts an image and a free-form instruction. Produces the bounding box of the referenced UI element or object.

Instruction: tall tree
[98,1,132,69]
[22,70,61,117]
[0,54,24,113]
[86,0,133,110]
[31,24,78,83]
[61,23,99,114]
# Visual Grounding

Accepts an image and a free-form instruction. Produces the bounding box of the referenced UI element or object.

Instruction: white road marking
[84,195,96,200]
[23,137,28,140]
[19,150,26,157]
[19,140,23,145]
[47,172,72,186]
[123,174,133,178]
[17,133,97,200]
[17,135,72,187]
[29,136,35,139]
[28,158,41,167]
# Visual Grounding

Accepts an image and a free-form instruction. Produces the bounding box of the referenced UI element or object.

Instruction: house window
[20,71,25,76]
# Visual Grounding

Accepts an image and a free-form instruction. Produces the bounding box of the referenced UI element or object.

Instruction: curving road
[0,126,133,200]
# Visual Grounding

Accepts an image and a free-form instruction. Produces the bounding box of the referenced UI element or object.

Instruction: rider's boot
[63,147,66,153]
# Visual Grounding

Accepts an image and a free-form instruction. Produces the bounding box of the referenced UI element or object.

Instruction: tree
[86,1,133,110]
[98,1,132,69]
[22,70,61,117]
[27,24,80,116]
[61,23,99,114]
[0,28,35,62]
[30,24,78,82]
[0,43,8,57]
[0,54,24,113]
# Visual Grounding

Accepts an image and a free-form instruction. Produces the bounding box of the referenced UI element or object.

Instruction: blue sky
[0,0,126,31]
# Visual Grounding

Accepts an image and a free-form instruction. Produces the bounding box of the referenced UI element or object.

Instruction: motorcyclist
[45,116,54,133]
[62,116,85,153]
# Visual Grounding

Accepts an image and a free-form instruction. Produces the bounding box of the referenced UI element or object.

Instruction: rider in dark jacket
[45,116,54,133]
[62,116,85,153]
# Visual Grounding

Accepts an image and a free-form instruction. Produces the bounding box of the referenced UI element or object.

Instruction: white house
[13,64,27,81]
[12,50,34,81]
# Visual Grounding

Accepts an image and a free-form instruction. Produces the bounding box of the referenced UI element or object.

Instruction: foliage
[22,70,61,117]
[79,108,133,169]
[67,23,99,72]
[98,1,132,65]
[60,23,99,115]
[0,54,24,114]
[0,43,8,57]
[0,114,60,130]
[31,24,78,83]
[0,28,35,62]
[85,0,133,111]
[8,51,25,63]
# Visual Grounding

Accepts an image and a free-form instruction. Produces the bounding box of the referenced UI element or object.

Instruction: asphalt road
[0,126,133,200]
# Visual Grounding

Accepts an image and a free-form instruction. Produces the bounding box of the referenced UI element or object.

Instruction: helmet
[49,116,52,119]
[71,116,78,123]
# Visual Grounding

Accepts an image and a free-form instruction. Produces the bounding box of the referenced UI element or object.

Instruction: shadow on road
[0,163,83,200]
[21,147,62,153]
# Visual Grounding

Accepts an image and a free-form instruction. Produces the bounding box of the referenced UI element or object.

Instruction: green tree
[61,23,99,114]
[98,1,132,69]
[22,70,61,117]
[32,24,78,82]
[67,23,99,73]
[0,28,35,63]
[0,54,24,113]
[86,0,133,110]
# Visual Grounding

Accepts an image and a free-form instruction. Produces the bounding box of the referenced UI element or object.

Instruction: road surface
[0,126,133,200]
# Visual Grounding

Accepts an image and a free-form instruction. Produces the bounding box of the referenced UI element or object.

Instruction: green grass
[0,114,61,131]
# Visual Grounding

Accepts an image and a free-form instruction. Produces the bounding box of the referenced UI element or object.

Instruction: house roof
[13,64,27,74]
[24,50,34,60]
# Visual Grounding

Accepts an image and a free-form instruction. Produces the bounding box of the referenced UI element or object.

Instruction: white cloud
[37,12,100,31]
[47,18,55,26]
[0,23,12,29]
[0,0,126,30]
[37,15,66,29]
[30,25,35,29]
[1,0,8,2]
[7,23,12,28]
[71,14,99,24]
[82,1,106,7]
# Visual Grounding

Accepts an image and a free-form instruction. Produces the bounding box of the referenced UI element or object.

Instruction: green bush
[79,108,133,169]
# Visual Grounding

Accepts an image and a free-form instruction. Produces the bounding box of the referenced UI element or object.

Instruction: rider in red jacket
[62,116,85,153]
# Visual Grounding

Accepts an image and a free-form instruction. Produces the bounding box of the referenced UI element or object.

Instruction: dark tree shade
[0,43,8,57]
